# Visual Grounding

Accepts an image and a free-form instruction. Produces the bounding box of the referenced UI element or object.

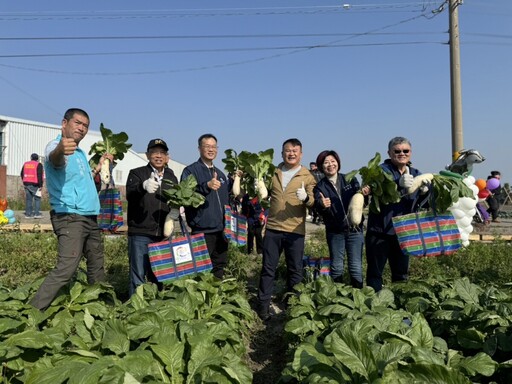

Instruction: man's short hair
[198,133,217,147]
[282,138,302,150]
[63,108,89,122]
[388,136,411,150]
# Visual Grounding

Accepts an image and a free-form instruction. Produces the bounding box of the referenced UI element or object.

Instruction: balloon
[463,176,475,187]
[475,179,487,191]
[449,208,466,220]
[467,208,476,217]
[3,209,14,218]
[487,178,500,191]
[462,240,470,247]
[458,215,472,228]
[460,231,469,242]
[469,185,480,196]
[8,217,16,224]
[459,197,476,211]
[478,189,490,199]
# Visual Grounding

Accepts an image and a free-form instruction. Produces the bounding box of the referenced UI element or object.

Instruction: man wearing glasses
[181,133,230,279]
[365,136,423,292]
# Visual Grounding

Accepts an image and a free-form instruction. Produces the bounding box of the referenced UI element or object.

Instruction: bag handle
[177,215,198,272]
[412,184,447,256]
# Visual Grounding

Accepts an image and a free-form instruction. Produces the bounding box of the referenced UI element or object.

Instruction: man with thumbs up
[255,138,316,321]
[365,136,423,292]
[31,108,105,310]
[126,138,178,296]
[181,133,230,279]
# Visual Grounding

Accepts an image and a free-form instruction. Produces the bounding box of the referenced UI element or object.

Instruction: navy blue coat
[314,173,362,233]
[366,160,421,235]
[181,159,230,234]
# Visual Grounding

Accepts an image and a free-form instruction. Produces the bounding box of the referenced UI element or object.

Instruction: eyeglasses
[393,149,410,154]
[201,145,218,150]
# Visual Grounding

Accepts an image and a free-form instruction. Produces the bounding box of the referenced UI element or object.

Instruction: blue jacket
[366,160,421,235]
[314,173,362,233]
[181,159,230,233]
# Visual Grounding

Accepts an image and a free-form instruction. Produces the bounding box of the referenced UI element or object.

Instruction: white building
[0,114,185,199]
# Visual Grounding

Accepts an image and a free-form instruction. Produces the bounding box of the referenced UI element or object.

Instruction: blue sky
[1,1,510,183]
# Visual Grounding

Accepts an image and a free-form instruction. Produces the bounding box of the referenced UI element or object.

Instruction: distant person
[21,153,44,219]
[486,170,502,223]
[126,139,178,296]
[241,194,265,255]
[181,134,231,279]
[30,108,105,311]
[313,150,369,288]
[365,137,423,292]
[309,161,324,224]
[255,138,316,321]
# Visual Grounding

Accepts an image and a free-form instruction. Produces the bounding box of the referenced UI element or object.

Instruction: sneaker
[306,215,312,221]
[33,215,43,219]
[24,215,33,219]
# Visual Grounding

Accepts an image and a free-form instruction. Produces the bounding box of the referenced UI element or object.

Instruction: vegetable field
[2,229,512,383]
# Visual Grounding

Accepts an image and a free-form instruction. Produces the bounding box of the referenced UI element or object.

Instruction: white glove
[399,167,414,189]
[296,181,308,202]
[143,172,159,193]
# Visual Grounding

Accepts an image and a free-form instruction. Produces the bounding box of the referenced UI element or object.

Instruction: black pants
[247,224,263,254]
[487,196,500,220]
[202,231,229,279]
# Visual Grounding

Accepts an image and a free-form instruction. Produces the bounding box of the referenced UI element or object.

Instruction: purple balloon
[486,178,500,191]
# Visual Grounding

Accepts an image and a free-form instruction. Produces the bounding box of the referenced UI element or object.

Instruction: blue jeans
[128,235,162,297]
[24,184,41,216]
[326,230,364,287]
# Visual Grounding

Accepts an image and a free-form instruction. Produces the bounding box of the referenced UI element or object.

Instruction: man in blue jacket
[365,137,422,292]
[181,133,230,279]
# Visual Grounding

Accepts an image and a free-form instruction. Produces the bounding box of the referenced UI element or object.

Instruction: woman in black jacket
[313,150,366,288]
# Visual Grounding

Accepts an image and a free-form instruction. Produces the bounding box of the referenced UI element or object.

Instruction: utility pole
[449,0,463,160]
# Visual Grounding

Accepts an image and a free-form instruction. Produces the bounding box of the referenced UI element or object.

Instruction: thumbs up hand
[319,192,331,208]
[296,181,308,202]
[143,171,159,193]
[208,171,221,191]
[399,166,414,188]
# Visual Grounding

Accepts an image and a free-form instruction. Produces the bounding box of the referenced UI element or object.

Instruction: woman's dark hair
[316,150,341,173]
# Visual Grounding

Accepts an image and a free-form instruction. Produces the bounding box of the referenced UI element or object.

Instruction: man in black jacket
[181,133,230,279]
[126,139,178,296]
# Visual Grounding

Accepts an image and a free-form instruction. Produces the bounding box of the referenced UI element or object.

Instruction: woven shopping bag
[148,218,212,282]
[224,205,248,246]
[98,187,124,232]
[392,210,462,257]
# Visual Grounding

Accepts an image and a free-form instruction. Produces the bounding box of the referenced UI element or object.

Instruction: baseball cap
[147,139,168,152]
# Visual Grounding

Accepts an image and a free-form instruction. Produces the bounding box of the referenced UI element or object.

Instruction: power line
[0,31,447,41]
[0,40,447,60]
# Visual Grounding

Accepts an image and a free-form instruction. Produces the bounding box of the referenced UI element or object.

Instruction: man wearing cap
[126,138,178,296]
[21,153,44,219]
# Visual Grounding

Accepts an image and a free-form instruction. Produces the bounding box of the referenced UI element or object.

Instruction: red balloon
[478,189,490,199]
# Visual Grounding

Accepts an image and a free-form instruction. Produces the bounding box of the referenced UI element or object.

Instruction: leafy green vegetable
[222,148,275,201]
[161,174,205,208]
[431,174,474,213]
[88,123,132,168]
[346,152,401,214]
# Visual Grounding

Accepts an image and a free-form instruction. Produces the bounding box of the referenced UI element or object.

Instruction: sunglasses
[393,149,410,154]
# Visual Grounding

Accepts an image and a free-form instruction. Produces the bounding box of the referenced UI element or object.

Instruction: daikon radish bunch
[88,123,132,185]
[161,175,205,237]
[222,148,275,204]
[345,152,401,216]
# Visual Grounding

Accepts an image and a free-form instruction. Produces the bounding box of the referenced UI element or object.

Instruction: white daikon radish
[232,174,241,197]
[100,158,110,184]
[163,211,175,238]
[348,192,365,226]
[257,179,268,200]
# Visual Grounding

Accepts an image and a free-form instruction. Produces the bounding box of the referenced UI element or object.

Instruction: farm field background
[2,205,512,382]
